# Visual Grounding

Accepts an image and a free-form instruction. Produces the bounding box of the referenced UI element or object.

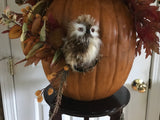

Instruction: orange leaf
[24,57,38,66]
[64,65,69,71]
[31,15,42,35]
[48,88,54,96]
[33,59,40,66]
[15,58,27,65]
[9,25,22,39]
[35,44,49,53]
[35,50,52,58]
[37,95,43,103]
[23,40,34,55]
[35,90,42,96]
[23,36,37,44]
[23,38,39,55]
[47,72,57,81]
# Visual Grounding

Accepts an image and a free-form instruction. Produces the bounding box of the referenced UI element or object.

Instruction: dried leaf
[23,38,38,55]
[47,88,54,96]
[47,72,57,81]
[26,42,43,59]
[64,65,70,71]
[33,43,54,59]
[37,95,43,103]
[35,90,42,96]
[22,23,28,33]
[24,57,40,66]
[15,0,25,5]
[25,0,38,6]
[33,58,40,66]
[151,41,159,54]
[126,0,160,57]
[35,49,52,58]
[14,13,23,24]
[31,15,42,34]
[20,23,28,42]
[28,0,47,21]
[9,24,22,39]
[24,57,38,66]
[35,44,51,53]
[1,8,23,26]
[0,17,2,22]
[40,20,46,42]
[2,14,8,19]
[1,30,10,34]
[15,58,27,65]
[32,1,47,15]
[20,32,27,42]
[21,8,27,14]
[23,36,37,44]
[51,49,62,66]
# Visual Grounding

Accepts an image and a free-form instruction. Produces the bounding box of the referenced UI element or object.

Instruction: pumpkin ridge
[124,32,135,84]
[126,26,136,76]
[77,74,81,100]
[93,67,97,100]
[106,0,119,95]
[64,0,68,19]
[93,0,119,99]
[107,0,136,95]
[93,0,101,100]
[109,0,129,95]
[63,0,70,24]
[124,39,132,84]
[118,3,131,83]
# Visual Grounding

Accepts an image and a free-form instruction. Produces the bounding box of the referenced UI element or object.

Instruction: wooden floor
[0,88,4,120]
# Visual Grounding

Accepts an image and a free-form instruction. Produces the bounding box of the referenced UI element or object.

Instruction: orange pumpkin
[42,0,136,101]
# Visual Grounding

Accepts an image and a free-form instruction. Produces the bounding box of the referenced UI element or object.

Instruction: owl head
[67,15,100,39]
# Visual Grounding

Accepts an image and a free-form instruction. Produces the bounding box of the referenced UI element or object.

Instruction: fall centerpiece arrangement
[1,0,160,119]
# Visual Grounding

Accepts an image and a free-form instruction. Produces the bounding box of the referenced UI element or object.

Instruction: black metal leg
[110,109,122,120]
[84,117,89,120]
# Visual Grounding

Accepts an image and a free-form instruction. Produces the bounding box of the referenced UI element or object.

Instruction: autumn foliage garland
[125,0,160,57]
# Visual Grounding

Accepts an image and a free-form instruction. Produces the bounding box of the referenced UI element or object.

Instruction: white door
[124,51,151,120]
[0,0,158,120]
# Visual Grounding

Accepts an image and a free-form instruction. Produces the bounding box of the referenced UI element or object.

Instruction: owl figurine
[62,15,102,72]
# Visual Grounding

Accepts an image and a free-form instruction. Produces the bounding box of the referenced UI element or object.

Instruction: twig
[49,70,68,120]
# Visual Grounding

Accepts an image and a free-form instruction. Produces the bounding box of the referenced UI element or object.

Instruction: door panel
[146,1,160,120]
[0,59,17,120]
[0,0,11,58]
[124,49,151,120]
[146,49,160,120]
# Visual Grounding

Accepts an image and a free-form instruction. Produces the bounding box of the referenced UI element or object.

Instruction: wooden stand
[44,86,130,120]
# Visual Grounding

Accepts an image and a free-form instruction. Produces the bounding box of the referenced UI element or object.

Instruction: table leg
[110,110,122,120]
[84,117,89,120]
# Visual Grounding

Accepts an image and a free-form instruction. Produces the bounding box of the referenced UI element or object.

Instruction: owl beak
[86,28,90,35]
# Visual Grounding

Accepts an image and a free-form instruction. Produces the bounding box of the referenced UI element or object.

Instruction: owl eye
[78,27,84,32]
[91,28,95,33]
[90,26,99,37]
